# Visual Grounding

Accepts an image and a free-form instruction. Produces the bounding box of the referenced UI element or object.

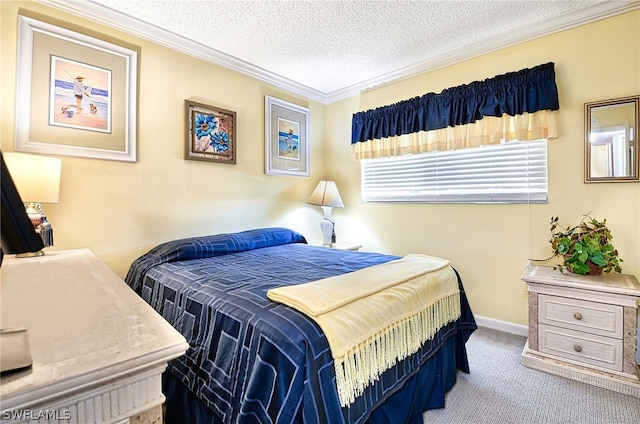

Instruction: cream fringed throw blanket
[267,254,461,407]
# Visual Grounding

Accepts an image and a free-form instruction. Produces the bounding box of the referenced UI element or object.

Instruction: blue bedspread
[125,228,476,424]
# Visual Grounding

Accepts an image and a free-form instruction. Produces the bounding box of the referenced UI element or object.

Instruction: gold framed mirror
[585,95,639,183]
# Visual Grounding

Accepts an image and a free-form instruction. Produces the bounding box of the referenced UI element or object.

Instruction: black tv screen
[1,151,45,262]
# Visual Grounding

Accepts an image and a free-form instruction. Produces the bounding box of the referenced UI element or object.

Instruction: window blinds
[361,140,548,204]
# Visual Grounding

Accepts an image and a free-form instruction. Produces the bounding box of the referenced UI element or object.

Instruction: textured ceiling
[41,0,637,103]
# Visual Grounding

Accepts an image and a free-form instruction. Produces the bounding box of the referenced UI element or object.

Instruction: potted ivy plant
[549,214,622,275]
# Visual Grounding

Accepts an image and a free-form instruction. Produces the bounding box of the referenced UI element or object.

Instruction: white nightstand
[521,264,640,398]
[326,243,362,251]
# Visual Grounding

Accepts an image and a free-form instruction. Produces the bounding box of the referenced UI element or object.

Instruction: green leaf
[584,237,600,253]
[578,252,588,263]
[590,251,606,267]
[565,253,578,263]
[557,241,570,254]
[571,262,589,275]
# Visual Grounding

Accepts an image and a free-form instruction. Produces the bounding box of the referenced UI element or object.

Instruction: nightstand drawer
[539,324,623,371]
[538,294,623,338]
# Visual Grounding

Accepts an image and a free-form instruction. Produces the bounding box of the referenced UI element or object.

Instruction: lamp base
[320,219,334,246]
[15,250,45,259]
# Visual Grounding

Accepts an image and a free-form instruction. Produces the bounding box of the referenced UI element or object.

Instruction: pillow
[125,227,306,293]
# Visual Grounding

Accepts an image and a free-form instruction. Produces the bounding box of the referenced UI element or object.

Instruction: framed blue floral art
[185,99,236,164]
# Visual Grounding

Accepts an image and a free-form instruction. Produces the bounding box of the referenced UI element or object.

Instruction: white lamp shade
[3,152,61,203]
[307,180,344,208]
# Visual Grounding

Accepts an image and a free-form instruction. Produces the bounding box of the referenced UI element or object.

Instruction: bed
[125,227,476,424]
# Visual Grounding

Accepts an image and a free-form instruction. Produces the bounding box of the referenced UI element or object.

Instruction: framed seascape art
[15,14,139,162]
[265,96,310,177]
[185,100,236,164]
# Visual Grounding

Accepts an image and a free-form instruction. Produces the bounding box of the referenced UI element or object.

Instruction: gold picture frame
[15,13,139,162]
[584,95,639,182]
[185,99,237,164]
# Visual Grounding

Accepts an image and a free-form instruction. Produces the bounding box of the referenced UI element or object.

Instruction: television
[1,151,45,264]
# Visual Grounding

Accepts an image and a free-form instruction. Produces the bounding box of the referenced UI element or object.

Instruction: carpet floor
[422,327,640,424]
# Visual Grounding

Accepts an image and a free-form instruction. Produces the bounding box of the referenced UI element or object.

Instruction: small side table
[326,243,362,251]
[521,264,640,397]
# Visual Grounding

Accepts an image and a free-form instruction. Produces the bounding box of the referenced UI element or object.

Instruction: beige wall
[326,10,640,326]
[1,1,328,277]
[2,2,639,327]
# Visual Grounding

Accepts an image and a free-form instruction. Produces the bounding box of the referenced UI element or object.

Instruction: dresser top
[0,249,189,409]
[522,263,640,297]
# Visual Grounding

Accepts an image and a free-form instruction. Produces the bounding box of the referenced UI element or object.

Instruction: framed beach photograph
[49,56,112,133]
[185,100,237,164]
[265,96,310,177]
[15,14,139,162]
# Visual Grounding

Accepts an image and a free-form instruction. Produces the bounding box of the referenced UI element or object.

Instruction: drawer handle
[573,344,583,353]
[573,312,583,321]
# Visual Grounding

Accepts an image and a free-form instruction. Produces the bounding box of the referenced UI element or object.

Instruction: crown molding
[36,0,640,105]
[327,0,640,103]
[34,0,327,103]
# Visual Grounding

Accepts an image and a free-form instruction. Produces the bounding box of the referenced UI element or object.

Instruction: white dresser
[0,249,189,423]
[521,264,640,397]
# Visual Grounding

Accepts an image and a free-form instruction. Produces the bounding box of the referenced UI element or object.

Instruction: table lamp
[3,152,61,256]
[307,180,344,246]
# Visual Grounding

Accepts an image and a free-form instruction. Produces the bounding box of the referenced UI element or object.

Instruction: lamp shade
[3,152,61,203]
[307,180,344,208]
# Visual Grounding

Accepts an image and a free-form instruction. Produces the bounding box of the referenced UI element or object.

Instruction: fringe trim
[333,291,461,407]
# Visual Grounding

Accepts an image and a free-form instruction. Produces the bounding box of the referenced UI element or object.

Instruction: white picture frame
[265,96,310,177]
[15,14,139,162]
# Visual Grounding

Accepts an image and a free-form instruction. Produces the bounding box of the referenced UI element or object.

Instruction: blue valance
[351,62,559,145]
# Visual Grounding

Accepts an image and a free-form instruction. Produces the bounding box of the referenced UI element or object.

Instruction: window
[361,140,548,204]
